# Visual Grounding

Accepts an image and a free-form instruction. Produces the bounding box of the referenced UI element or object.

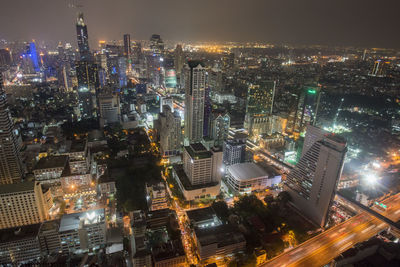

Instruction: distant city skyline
[0,0,399,49]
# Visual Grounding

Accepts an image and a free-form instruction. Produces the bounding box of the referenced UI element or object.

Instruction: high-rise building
[184,61,206,143]
[159,105,181,156]
[149,34,164,56]
[123,34,131,59]
[0,181,49,229]
[76,12,91,61]
[203,86,212,138]
[223,139,246,166]
[284,127,347,227]
[0,74,24,184]
[244,81,276,136]
[210,110,230,146]
[98,89,121,127]
[75,60,99,119]
[174,44,185,75]
[28,42,40,72]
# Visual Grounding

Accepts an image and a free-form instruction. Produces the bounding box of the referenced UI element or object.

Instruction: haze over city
[0,0,399,266]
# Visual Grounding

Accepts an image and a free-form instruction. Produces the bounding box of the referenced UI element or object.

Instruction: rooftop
[186,207,215,224]
[59,209,105,232]
[194,224,245,247]
[188,60,205,69]
[227,162,269,181]
[185,143,212,160]
[0,223,41,243]
[0,181,37,195]
[34,155,68,170]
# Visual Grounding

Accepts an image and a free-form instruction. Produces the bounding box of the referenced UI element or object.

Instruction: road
[261,193,400,267]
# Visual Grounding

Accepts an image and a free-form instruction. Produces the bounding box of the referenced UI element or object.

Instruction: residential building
[0,74,24,184]
[33,155,68,184]
[0,181,49,229]
[223,139,246,166]
[210,111,230,146]
[146,182,169,211]
[0,223,41,265]
[184,60,206,143]
[59,209,106,254]
[159,105,181,156]
[285,127,347,227]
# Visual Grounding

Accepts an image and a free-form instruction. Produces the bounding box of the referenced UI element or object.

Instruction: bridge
[260,193,400,267]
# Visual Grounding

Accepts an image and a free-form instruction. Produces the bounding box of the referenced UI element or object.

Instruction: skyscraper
[75,61,99,119]
[159,105,182,157]
[0,74,24,184]
[174,44,184,75]
[123,34,131,59]
[184,60,206,143]
[76,12,91,61]
[244,81,276,136]
[284,126,347,227]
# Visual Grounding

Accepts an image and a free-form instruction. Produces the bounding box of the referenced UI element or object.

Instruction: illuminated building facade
[184,61,206,143]
[0,181,49,229]
[285,127,347,227]
[76,13,91,61]
[0,75,24,184]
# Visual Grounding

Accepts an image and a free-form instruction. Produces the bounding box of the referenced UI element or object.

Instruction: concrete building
[146,182,169,211]
[223,139,246,166]
[33,155,68,184]
[210,111,230,146]
[173,143,222,200]
[0,74,25,184]
[194,224,246,263]
[301,124,327,157]
[59,209,106,254]
[0,181,49,229]
[285,127,347,227]
[226,163,281,195]
[38,220,62,256]
[159,105,181,157]
[0,223,41,265]
[184,61,206,143]
[98,89,121,128]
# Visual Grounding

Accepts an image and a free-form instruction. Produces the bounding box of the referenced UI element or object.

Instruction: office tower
[223,139,246,166]
[159,105,181,156]
[0,75,24,184]
[123,34,131,59]
[76,60,99,119]
[174,44,185,75]
[244,81,276,136]
[0,181,49,229]
[203,86,212,138]
[184,60,206,143]
[149,34,164,56]
[118,57,127,87]
[301,125,327,157]
[29,42,40,72]
[284,127,347,227]
[98,89,121,127]
[210,110,230,146]
[76,12,91,61]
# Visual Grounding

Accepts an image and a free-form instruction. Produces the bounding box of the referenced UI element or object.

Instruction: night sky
[0,0,399,48]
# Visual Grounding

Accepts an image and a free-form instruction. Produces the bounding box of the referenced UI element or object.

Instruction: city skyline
[0,0,399,49]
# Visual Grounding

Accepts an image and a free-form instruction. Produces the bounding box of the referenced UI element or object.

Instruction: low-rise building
[33,155,68,184]
[226,162,281,195]
[146,182,169,211]
[0,223,42,265]
[59,209,106,254]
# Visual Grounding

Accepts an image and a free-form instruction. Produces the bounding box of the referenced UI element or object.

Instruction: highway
[261,193,400,267]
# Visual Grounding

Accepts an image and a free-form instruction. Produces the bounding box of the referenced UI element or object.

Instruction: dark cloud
[0,0,399,48]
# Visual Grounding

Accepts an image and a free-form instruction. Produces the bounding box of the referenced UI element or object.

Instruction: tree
[277,191,292,205]
[212,200,230,222]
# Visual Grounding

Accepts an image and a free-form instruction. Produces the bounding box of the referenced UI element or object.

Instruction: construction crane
[333,97,344,127]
